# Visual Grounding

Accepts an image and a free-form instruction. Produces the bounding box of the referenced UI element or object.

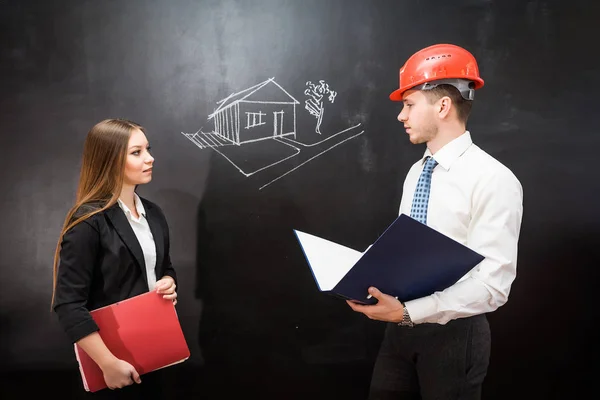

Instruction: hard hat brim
[389,88,405,102]
[389,76,484,102]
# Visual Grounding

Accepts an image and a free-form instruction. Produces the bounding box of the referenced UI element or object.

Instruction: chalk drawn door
[273,110,284,137]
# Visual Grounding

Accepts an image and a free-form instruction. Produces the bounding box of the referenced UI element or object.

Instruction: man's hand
[346,287,404,323]
[155,276,177,306]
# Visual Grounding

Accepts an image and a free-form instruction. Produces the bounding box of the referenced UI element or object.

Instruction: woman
[51,119,178,398]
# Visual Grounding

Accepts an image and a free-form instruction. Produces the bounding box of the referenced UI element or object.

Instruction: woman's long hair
[51,118,145,308]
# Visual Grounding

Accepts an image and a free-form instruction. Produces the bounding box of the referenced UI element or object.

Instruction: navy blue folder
[297,214,484,305]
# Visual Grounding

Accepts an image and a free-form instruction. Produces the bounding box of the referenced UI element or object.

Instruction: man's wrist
[397,302,414,327]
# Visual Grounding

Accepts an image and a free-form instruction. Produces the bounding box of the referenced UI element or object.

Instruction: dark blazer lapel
[106,203,148,284]
[143,201,165,278]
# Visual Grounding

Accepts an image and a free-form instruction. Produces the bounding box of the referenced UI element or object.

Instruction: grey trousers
[369,314,491,400]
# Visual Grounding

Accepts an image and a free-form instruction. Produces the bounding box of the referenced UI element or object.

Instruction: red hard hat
[389,44,484,101]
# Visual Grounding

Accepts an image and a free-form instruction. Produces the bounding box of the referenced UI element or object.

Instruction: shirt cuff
[404,296,438,324]
[67,318,100,344]
[162,271,177,286]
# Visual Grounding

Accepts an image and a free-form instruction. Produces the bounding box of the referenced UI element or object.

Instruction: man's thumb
[368,287,381,298]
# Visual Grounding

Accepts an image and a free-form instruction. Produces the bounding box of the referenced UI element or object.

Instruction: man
[347,44,523,399]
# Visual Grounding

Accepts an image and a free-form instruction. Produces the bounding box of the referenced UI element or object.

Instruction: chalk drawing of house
[208,78,300,145]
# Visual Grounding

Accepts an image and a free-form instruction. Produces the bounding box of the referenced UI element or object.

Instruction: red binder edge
[73,343,90,392]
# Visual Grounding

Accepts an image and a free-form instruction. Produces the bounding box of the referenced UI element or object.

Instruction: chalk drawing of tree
[304,80,337,135]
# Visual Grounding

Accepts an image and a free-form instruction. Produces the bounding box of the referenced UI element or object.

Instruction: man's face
[397,90,438,145]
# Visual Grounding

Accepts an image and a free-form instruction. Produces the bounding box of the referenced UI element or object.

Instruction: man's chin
[408,135,424,145]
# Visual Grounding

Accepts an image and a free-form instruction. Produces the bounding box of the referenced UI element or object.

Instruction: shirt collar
[421,131,473,170]
[117,193,146,219]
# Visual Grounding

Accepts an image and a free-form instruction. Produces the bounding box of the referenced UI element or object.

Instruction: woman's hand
[76,332,141,390]
[155,276,177,305]
[100,358,141,389]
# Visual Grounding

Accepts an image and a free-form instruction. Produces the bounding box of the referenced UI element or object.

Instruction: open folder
[73,291,190,392]
[294,214,484,305]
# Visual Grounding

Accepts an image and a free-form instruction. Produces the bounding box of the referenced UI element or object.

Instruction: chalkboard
[1,0,599,399]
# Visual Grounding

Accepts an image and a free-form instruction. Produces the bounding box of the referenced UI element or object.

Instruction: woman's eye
[132,150,140,156]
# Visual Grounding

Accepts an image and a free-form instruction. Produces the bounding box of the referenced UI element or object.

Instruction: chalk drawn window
[245,111,266,129]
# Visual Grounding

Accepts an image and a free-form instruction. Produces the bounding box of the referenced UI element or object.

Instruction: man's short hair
[422,84,473,124]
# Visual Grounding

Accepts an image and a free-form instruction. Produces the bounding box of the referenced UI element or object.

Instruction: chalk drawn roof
[208,78,300,120]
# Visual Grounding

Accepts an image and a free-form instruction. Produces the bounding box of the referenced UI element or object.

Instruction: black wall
[1,0,598,398]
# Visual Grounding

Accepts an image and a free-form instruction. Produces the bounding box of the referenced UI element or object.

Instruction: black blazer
[53,196,177,343]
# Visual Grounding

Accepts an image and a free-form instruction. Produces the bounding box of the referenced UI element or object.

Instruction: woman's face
[123,128,154,186]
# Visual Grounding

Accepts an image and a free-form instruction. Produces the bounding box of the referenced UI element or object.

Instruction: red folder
[73,291,190,392]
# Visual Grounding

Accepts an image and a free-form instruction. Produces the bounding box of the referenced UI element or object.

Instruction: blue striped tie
[410,156,438,224]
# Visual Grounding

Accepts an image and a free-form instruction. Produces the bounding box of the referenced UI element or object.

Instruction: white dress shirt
[117,193,157,291]
[399,131,523,325]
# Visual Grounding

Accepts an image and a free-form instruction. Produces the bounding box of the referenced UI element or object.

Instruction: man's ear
[437,96,452,119]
